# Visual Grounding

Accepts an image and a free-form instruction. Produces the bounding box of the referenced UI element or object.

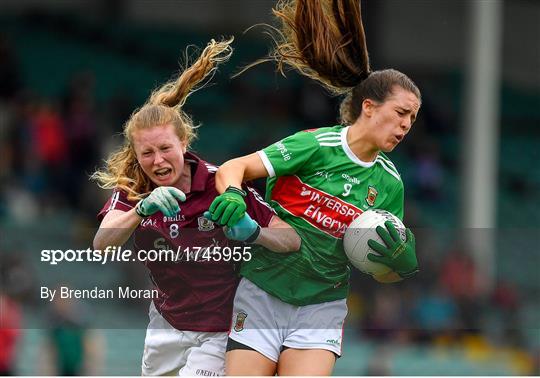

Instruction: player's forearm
[215,153,270,193]
[255,227,301,253]
[93,208,141,250]
[254,216,301,253]
[215,158,246,193]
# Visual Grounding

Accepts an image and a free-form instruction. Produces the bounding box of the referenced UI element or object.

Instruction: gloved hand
[208,186,247,227]
[136,187,186,218]
[204,211,261,243]
[367,221,418,279]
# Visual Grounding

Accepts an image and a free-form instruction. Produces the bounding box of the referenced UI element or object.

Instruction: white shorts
[228,278,347,362]
[142,301,227,376]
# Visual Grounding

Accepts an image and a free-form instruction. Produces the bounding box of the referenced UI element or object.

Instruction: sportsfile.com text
[40,246,253,265]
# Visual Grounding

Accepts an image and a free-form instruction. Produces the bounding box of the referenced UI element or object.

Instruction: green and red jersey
[241,125,404,305]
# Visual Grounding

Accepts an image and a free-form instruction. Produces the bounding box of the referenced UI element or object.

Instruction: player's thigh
[226,349,277,376]
[142,303,188,376]
[228,278,287,362]
[277,348,336,376]
[178,332,227,376]
[283,298,347,354]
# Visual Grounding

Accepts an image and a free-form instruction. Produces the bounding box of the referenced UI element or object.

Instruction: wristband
[225,186,247,197]
[244,224,261,244]
[398,268,419,279]
[135,201,148,218]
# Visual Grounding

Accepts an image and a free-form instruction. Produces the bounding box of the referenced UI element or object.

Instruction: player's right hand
[136,187,186,218]
[366,221,418,279]
[208,186,247,227]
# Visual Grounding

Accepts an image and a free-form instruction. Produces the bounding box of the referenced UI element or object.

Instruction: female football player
[92,38,300,376]
[207,1,420,375]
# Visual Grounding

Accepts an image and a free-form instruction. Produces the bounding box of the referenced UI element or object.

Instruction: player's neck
[346,124,379,162]
[176,162,192,194]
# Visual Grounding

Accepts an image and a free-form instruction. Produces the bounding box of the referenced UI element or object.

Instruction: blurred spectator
[0,253,30,376]
[0,291,22,376]
[30,100,71,208]
[411,287,459,341]
[62,72,99,207]
[32,101,68,168]
[439,246,486,330]
[40,293,104,375]
[362,286,406,340]
[0,254,34,303]
[440,247,479,300]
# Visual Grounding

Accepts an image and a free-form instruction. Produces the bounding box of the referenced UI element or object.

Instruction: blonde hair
[248,0,420,125]
[92,38,233,201]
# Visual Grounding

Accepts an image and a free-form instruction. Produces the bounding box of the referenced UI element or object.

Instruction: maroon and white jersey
[98,152,275,332]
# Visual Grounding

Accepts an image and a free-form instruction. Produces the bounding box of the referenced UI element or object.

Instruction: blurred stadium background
[0,0,538,375]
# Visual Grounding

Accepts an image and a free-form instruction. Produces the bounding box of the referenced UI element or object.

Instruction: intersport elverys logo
[272,175,363,238]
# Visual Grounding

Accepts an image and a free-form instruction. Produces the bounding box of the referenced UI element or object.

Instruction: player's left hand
[366,221,418,279]
[203,211,261,243]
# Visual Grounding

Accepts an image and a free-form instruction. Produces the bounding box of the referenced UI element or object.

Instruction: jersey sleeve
[257,131,320,178]
[383,181,404,221]
[97,189,136,221]
[243,185,276,227]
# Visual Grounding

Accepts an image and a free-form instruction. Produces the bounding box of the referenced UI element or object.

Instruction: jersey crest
[197,216,215,232]
[366,185,378,207]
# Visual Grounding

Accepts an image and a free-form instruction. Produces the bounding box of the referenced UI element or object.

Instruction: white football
[343,209,406,276]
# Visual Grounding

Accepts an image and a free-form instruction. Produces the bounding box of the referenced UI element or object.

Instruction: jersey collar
[340,126,377,168]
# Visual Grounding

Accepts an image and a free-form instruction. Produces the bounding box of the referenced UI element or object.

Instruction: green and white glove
[208,186,247,227]
[136,187,186,218]
[204,211,261,243]
[367,221,419,279]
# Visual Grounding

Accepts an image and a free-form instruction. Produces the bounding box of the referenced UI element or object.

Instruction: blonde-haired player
[92,38,300,376]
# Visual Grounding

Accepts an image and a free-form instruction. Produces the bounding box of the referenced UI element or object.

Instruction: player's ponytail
[250,0,370,95]
[92,38,234,200]
[131,37,234,146]
[148,37,234,109]
[251,0,420,126]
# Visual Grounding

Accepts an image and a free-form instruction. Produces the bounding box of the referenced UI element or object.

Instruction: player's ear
[362,98,376,117]
[180,141,187,155]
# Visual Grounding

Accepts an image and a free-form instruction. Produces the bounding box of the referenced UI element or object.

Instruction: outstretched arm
[205,211,301,254]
